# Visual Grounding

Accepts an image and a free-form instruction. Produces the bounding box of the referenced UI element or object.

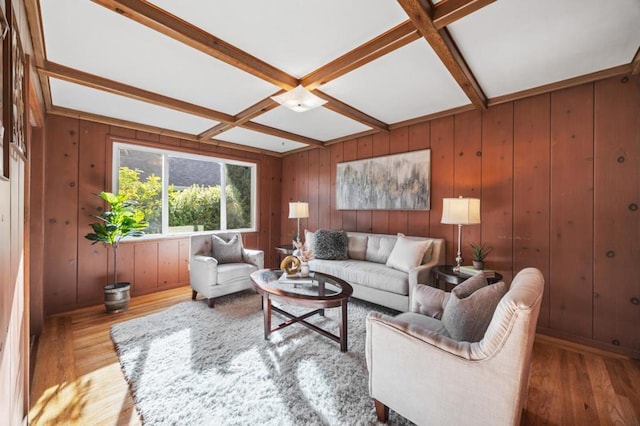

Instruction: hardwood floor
[29,286,640,425]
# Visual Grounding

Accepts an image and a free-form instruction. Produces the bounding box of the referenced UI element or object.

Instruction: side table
[274,244,295,263]
[431,265,503,291]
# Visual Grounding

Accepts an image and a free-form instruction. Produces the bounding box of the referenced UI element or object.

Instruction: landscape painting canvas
[336,149,430,210]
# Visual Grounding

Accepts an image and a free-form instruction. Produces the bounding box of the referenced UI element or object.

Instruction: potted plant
[470,242,493,270]
[85,191,148,313]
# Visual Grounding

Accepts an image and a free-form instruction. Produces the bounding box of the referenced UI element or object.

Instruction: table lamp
[288,201,309,243]
[441,196,481,272]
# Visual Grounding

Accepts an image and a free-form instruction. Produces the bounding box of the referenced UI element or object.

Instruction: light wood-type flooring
[29,286,640,425]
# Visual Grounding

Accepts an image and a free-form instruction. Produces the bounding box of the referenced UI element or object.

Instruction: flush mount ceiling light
[271,85,327,112]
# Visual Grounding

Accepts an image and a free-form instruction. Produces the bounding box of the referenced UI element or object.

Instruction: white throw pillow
[385,236,430,273]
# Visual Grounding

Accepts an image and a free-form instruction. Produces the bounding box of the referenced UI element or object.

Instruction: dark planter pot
[472,260,485,270]
[104,282,131,313]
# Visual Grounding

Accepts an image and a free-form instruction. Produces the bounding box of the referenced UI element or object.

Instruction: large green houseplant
[85,191,148,313]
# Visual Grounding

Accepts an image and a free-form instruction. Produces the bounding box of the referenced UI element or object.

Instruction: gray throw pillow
[314,230,349,260]
[441,274,507,342]
[211,234,243,264]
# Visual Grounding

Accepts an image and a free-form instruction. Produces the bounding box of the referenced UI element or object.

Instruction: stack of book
[458,265,496,278]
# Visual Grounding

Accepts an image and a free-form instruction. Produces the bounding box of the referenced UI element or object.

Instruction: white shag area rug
[111,291,414,426]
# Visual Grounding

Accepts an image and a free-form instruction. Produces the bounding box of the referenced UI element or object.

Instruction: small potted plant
[470,242,493,270]
[85,191,148,313]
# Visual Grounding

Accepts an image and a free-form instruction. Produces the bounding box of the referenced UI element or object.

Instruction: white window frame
[112,142,257,236]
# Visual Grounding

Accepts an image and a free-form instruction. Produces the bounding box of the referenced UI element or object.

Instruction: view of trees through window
[115,144,254,234]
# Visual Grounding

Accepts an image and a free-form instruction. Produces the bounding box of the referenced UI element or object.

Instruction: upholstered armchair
[366,267,544,425]
[189,232,264,308]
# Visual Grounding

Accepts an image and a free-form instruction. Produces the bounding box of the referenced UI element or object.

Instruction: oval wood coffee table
[250,269,353,352]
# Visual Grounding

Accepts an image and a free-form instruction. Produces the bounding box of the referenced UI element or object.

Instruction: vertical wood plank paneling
[408,123,431,236]
[269,156,282,266]
[108,126,135,139]
[178,239,190,284]
[296,152,310,235]
[356,136,373,232]
[550,83,594,338]
[342,140,358,231]
[44,116,80,313]
[453,110,483,264]
[157,239,180,288]
[257,158,269,250]
[330,143,344,230]
[388,128,409,235]
[281,155,296,243]
[429,116,455,264]
[317,147,331,231]
[481,103,514,281]
[514,94,551,327]
[593,74,640,350]
[77,120,109,306]
[307,149,319,233]
[108,243,134,289]
[134,242,159,293]
[371,132,390,234]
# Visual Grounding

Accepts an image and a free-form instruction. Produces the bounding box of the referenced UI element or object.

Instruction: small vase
[472,260,484,270]
[300,262,310,277]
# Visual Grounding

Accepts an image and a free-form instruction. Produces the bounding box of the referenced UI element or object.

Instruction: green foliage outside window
[118,166,250,232]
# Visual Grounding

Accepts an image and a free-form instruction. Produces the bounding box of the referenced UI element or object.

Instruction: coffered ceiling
[26,0,640,156]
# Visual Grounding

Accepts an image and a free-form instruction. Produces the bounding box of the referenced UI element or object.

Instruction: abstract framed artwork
[336,149,431,210]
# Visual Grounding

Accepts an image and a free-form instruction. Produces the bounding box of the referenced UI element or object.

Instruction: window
[113,142,256,235]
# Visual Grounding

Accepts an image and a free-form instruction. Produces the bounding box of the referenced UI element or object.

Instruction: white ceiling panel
[320,40,471,124]
[148,0,409,78]
[447,0,640,98]
[253,106,372,142]
[50,78,218,135]
[40,0,278,114]
[214,128,307,154]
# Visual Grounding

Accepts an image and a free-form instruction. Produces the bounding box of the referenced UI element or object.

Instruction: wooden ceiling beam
[432,0,497,28]
[49,106,283,157]
[199,94,283,140]
[314,91,389,132]
[242,122,325,147]
[632,46,640,75]
[39,61,236,124]
[91,0,297,90]
[301,21,420,90]
[397,0,487,109]
[24,0,53,110]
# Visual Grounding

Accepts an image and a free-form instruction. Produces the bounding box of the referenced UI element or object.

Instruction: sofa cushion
[314,230,349,260]
[365,235,397,264]
[348,235,368,260]
[441,274,507,342]
[211,233,243,264]
[304,229,315,253]
[385,236,430,273]
[216,263,257,283]
[309,259,410,295]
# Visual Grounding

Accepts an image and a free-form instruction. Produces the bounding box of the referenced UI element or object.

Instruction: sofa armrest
[242,249,264,269]
[190,255,218,290]
[408,259,438,295]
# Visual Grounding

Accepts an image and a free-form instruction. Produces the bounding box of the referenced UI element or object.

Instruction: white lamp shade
[441,197,481,225]
[288,202,309,219]
[271,85,327,112]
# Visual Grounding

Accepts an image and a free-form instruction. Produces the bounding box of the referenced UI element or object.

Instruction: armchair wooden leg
[191,290,197,300]
[374,399,389,423]
[207,298,215,308]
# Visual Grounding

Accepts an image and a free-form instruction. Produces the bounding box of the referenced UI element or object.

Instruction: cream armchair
[366,267,544,425]
[190,232,264,308]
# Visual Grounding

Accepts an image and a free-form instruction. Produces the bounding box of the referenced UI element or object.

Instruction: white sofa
[307,231,445,312]
[189,232,264,307]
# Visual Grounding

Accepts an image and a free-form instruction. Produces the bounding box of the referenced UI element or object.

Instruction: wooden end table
[274,244,295,263]
[431,265,504,291]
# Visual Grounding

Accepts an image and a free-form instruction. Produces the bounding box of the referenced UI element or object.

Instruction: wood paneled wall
[280,74,640,357]
[39,116,282,315]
